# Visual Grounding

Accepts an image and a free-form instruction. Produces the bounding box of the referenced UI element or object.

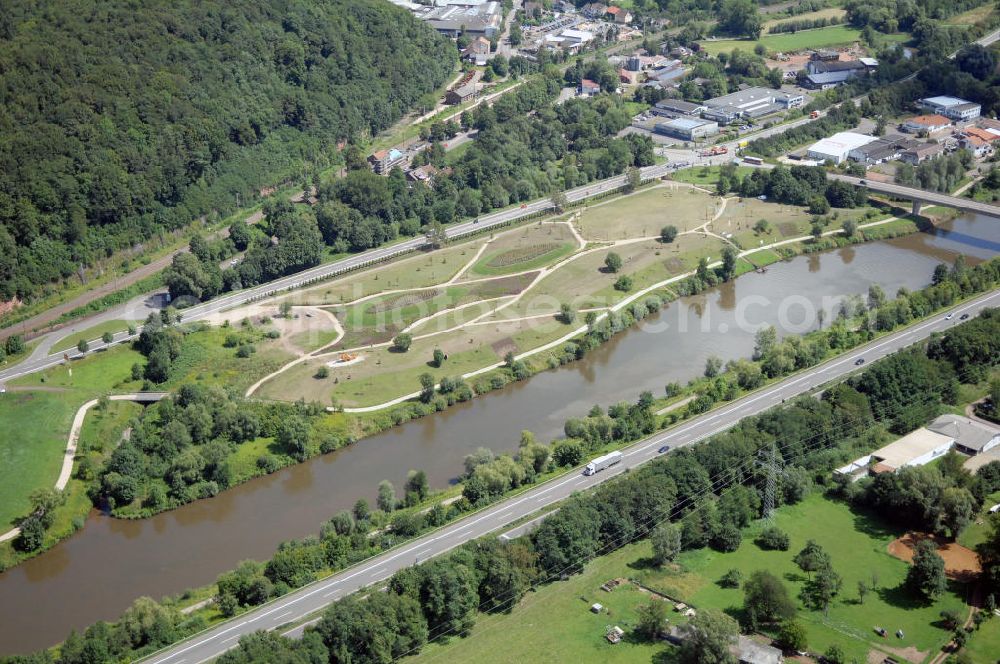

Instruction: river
[1,213,997,655]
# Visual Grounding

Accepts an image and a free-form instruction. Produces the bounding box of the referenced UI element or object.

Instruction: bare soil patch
[367,290,441,314]
[491,337,517,358]
[778,222,799,238]
[467,272,538,299]
[888,532,982,582]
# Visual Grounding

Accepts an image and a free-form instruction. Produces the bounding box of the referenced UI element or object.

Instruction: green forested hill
[0,0,455,301]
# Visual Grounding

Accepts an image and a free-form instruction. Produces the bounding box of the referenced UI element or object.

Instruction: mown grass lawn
[637,494,967,663]
[962,615,1000,662]
[958,490,1000,552]
[410,541,667,664]
[51,319,137,353]
[699,25,864,55]
[0,391,77,530]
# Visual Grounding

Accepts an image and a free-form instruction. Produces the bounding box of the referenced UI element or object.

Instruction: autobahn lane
[140,288,1000,664]
[0,163,671,386]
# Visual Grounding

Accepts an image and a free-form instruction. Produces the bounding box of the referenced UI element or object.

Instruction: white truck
[583,450,623,476]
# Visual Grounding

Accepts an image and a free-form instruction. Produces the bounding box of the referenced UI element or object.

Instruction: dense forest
[165,76,655,301]
[11,304,1000,664]
[0,0,455,302]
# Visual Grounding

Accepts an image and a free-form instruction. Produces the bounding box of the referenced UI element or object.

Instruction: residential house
[580,2,607,18]
[959,127,1000,158]
[919,95,982,122]
[901,114,953,134]
[523,0,544,18]
[605,5,632,23]
[578,78,601,96]
[462,36,491,62]
[445,81,478,105]
[369,148,407,175]
[927,414,1000,456]
[899,141,946,164]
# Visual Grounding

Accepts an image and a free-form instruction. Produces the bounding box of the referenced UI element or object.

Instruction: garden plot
[464,222,578,278]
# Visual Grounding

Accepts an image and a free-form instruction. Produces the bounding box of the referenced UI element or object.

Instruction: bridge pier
[912,199,923,216]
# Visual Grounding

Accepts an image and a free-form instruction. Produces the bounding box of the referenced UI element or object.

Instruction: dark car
[960,313,969,320]
[854,358,865,366]
[859,179,867,185]
[657,445,671,454]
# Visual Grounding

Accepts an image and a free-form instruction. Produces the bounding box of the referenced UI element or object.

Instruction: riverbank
[0,190,966,568]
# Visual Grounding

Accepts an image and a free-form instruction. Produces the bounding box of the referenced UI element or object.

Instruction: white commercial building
[920,95,982,122]
[807,131,877,164]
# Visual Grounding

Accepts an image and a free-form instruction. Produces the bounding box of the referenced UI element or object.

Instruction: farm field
[698,25,864,55]
[409,494,973,664]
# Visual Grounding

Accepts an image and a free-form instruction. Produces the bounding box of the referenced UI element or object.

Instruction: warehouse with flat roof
[653,117,719,140]
[807,131,876,164]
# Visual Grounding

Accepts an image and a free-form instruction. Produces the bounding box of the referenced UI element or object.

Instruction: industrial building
[651,99,705,118]
[700,87,803,124]
[806,132,876,164]
[422,1,502,38]
[653,117,719,140]
[927,414,1000,456]
[919,95,982,122]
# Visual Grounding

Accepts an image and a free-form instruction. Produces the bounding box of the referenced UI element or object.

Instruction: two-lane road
[139,288,1000,664]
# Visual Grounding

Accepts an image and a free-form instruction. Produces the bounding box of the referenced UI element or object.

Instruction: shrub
[757,526,790,551]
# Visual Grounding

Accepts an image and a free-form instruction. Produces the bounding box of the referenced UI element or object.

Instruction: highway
[0,163,671,387]
[139,288,1000,664]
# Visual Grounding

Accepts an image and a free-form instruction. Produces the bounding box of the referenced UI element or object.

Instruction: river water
[1,214,997,655]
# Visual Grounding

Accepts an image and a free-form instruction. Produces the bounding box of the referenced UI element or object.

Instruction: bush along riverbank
[1,236,995,574]
[10,302,1000,664]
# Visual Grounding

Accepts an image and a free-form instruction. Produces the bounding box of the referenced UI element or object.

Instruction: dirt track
[887,532,982,582]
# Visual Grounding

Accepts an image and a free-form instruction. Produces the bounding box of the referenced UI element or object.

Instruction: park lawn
[405,295,521,336]
[51,319,137,353]
[699,25,864,55]
[577,185,725,241]
[296,240,484,306]
[259,317,570,407]
[670,165,753,187]
[587,234,722,305]
[409,540,667,664]
[962,616,1000,662]
[0,391,78,530]
[958,490,1000,551]
[468,223,578,277]
[637,494,967,663]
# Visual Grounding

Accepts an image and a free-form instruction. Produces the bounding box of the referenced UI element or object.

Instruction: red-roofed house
[605,6,633,23]
[959,126,1000,158]
[901,114,952,134]
[578,79,601,96]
